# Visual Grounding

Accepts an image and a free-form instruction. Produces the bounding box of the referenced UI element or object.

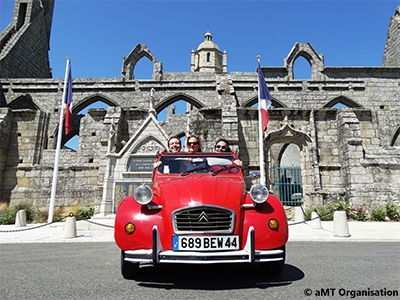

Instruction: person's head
[214,138,231,152]
[168,137,181,152]
[186,134,202,152]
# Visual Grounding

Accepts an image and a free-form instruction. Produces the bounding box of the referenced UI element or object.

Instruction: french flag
[64,60,73,135]
[257,61,272,131]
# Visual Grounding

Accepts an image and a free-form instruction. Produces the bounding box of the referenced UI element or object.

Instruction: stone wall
[0,2,399,214]
[0,0,53,78]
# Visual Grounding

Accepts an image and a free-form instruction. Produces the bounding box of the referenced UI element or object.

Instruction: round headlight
[134,184,153,205]
[250,184,269,204]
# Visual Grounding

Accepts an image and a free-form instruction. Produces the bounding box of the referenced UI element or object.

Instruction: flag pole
[48,57,71,223]
[256,55,266,186]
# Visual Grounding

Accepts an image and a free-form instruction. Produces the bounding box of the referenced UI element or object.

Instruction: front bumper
[123,226,284,264]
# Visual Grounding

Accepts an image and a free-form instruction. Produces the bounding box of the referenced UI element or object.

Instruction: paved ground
[0,214,399,244]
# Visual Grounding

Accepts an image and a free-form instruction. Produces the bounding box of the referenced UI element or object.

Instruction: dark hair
[214,138,231,152]
[168,136,181,147]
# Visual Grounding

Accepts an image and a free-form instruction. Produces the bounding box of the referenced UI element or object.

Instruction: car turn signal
[268,218,279,230]
[124,222,135,234]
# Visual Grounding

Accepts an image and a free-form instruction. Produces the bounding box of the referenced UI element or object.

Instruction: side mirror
[247,171,260,180]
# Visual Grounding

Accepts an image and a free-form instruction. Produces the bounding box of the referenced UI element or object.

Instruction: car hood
[154,175,245,210]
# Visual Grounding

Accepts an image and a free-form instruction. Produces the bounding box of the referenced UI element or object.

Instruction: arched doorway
[273,144,303,206]
[265,119,312,206]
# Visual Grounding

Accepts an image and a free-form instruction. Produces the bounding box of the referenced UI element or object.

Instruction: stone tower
[190,31,227,73]
[0,0,54,78]
[383,6,400,67]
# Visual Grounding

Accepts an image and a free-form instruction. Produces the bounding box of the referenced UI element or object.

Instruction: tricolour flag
[64,60,73,135]
[257,61,272,131]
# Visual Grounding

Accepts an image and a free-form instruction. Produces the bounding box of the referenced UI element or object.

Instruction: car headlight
[134,184,153,205]
[249,184,269,204]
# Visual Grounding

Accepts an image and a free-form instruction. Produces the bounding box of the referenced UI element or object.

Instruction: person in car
[214,138,243,168]
[186,134,202,152]
[167,137,182,153]
[153,137,182,169]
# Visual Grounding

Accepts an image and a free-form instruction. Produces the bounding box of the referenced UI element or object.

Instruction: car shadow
[132,263,304,290]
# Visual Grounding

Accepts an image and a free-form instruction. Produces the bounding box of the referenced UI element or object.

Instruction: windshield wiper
[180,167,209,176]
[211,165,236,176]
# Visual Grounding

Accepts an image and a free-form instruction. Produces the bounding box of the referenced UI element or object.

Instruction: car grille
[173,206,234,233]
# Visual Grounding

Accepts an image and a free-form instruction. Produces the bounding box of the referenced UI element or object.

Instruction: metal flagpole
[48,57,71,223]
[256,55,266,186]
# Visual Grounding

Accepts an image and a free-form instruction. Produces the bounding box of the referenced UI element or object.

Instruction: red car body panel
[114,151,288,267]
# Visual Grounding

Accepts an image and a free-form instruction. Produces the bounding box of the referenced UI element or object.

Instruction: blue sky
[1,0,398,79]
[1,0,399,149]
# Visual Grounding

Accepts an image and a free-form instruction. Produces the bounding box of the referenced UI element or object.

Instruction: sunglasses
[216,145,227,150]
[188,142,198,146]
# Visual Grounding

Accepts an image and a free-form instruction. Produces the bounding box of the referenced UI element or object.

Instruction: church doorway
[270,144,303,206]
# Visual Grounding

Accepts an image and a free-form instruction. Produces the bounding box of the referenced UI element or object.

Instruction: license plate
[172,235,239,251]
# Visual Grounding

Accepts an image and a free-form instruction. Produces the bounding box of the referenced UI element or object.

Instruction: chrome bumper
[124,226,284,264]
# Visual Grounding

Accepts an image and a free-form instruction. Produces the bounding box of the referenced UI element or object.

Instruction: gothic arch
[72,93,119,114]
[52,94,119,148]
[323,95,364,108]
[241,95,286,108]
[8,94,41,110]
[122,134,165,171]
[121,43,162,80]
[130,134,165,154]
[284,42,324,81]
[265,117,312,150]
[155,93,205,113]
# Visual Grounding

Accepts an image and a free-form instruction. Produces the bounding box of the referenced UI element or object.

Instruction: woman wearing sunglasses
[214,138,243,168]
[186,134,202,152]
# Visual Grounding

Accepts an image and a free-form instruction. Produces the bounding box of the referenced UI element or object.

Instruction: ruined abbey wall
[0,1,399,215]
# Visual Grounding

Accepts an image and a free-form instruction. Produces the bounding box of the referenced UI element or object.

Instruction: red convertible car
[114,151,288,279]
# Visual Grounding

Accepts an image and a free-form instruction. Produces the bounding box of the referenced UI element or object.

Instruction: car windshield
[157,154,240,175]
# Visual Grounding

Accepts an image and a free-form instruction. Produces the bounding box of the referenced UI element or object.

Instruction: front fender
[242,193,288,250]
[114,195,165,251]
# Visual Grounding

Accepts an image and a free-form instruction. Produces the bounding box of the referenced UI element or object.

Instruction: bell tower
[191,31,227,73]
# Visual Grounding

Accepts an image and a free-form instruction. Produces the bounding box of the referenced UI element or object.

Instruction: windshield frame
[155,152,241,176]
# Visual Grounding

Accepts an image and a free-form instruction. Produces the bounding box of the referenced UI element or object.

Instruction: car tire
[121,250,139,279]
[259,245,286,276]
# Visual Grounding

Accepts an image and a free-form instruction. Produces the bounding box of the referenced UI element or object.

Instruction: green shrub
[0,204,33,225]
[303,204,335,221]
[315,203,336,221]
[385,201,400,221]
[303,206,314,221]
[370,206,386,221]
[75,207,95,220]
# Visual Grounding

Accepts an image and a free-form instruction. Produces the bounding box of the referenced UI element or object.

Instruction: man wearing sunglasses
[214,138,243,168]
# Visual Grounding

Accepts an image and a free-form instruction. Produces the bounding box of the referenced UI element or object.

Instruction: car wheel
[259,245,286,276]
[121,250,139,279]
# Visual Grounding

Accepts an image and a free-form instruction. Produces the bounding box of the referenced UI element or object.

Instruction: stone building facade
[0,1,399,215]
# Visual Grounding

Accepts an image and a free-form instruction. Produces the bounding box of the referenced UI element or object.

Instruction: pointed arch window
[293,56,311,80]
